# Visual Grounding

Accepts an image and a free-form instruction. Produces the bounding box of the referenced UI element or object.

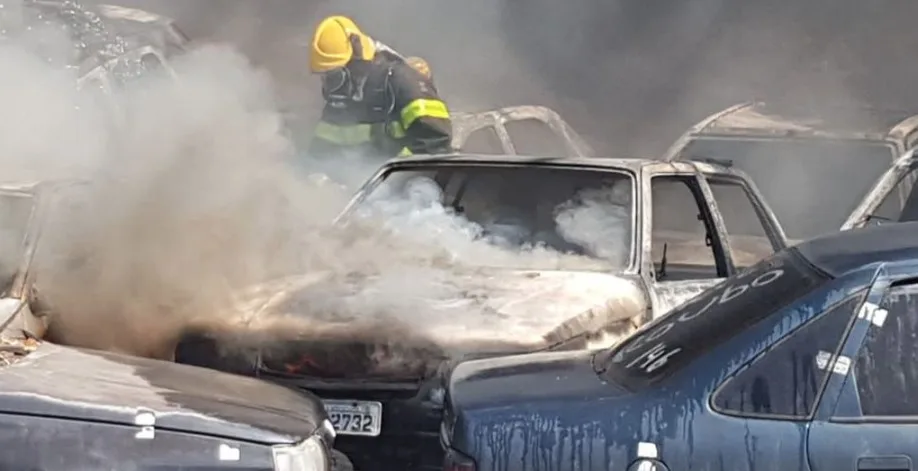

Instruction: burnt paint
[444,268,882,471]
[0,343,326,444]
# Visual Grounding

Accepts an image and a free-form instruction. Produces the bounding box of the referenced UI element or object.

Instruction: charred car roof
[451,105,595,158]
[380,153,744,176]
[676,101,918,143]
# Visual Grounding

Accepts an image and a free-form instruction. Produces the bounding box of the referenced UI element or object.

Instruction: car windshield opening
[598,246,830,390]
[682,137,896,241]
[350,164,635,271]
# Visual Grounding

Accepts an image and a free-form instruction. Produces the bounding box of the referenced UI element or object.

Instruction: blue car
[441,221,918,471]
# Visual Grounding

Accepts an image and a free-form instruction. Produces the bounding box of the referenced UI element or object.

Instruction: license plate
[322,400,383,437]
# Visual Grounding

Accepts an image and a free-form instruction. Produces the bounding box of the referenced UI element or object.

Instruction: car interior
[651,176,724,281]
[369,165,634,268]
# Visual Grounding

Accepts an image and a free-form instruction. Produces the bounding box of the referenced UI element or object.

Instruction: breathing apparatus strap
[348,34,364,61]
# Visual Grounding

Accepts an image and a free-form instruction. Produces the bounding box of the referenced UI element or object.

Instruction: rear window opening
[503,118,569,157]
[599,247,830,390]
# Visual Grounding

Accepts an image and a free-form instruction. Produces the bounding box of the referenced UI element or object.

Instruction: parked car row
[11,2,918,470]
[7,98,918,471]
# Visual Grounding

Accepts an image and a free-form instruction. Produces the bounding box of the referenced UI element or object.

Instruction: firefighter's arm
[390,64,453,156]
[307,105,372,157]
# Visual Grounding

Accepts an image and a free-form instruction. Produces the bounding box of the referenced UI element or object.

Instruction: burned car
[174,154,788,471]
[0,180,340,471]
[662,100,918,241]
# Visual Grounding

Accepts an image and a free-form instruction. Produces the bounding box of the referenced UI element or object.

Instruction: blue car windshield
[599,247,831,389]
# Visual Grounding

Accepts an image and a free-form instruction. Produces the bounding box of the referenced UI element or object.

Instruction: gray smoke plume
[0,2,637,363]
[11,0,917,365]
[80,0,918,157]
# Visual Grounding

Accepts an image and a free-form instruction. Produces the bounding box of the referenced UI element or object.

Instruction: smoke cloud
[0,2,638,366]
[11,0,916,370]
[81,0,918,157]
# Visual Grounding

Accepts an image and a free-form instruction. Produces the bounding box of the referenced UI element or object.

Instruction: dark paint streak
[446,263,887,471]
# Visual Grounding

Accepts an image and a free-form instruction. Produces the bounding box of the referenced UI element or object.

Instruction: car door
[702,174,786,268]
[808,267,918,471]
[643,170,733,315]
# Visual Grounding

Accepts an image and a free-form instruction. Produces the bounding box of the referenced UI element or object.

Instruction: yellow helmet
[309,15,376,73]
[406,56,432,80]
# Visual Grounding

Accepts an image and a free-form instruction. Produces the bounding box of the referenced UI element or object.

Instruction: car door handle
[858,455,912,471]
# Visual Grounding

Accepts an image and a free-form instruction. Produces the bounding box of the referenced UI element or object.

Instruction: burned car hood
[200,269,648,382]
[235,269,647,347]
[0,343,325,444]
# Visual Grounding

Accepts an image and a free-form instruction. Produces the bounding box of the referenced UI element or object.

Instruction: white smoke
[263,175,637,348]
[0,2,637,361]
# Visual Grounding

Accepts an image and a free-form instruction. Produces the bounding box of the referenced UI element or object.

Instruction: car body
[93,3,192,55]
[441,221,918,471]
[0,180,338,471]
[662,100,918,242]
[174,154,787,471]
[23,1,188,77]
[14,2,189,125]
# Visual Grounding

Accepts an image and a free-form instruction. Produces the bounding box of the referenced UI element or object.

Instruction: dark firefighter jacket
[308,55,453,160]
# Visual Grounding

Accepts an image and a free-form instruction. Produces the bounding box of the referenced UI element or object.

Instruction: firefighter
[307,15,453,160]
